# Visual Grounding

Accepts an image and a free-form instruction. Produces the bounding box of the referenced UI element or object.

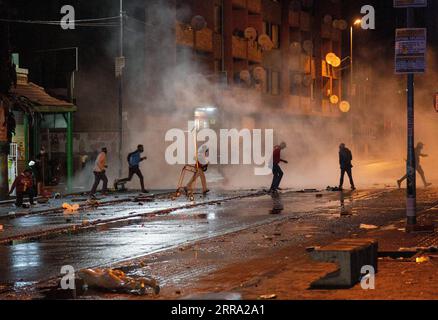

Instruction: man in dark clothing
[114,145,148,193]
[397,142,432,188]
[9,169,35,208]
[339,143,356,191]
[269,142,288,193]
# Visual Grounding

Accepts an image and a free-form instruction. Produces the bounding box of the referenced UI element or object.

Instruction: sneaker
[202,189,210,195]
[351,186,356,191]
[141,189,150,194]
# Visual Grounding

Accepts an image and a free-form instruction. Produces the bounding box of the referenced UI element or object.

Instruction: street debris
[360,224,379,230]
[259,294,277,300]
[78,268,160,295]
[63,203,80,213]
[416,256,430,264]
[37,197,49,204]
[87,199,100,207]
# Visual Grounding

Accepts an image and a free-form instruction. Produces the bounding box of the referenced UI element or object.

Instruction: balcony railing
[247,41,262,63]
[175,22,214,52]
[196,28,213,52]
[232,36,247,59]
[175,22,193,47]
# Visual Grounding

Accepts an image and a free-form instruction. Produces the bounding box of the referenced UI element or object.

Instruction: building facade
[147,0,346,118]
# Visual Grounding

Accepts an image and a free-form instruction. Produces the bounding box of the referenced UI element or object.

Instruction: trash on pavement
[360,224,379,230]
[37,198,49,204]
[259,294,277,300]
[62,203,80,213]
[416,256,430,264]
[78,268,160,295]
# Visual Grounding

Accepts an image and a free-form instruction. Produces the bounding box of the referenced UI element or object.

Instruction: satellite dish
[303,75,312,86]
[337,19,348,30]
[258,34,274,51]
[323,15,333,25]
[191,15,207,31]
[244,27,258,41]
[253,66,266,81]
[330,95,339,104]
[339,101,351,113]
[290,42,302,54]
[240,70,251,84]
[326,53,341,67]
[303,40,313,54]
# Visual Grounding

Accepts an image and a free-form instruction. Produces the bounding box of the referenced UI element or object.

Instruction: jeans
[16,190,34,207]
[270,164,284,191]
[340,167,355,189]
[118,166,145,190]
[90,171,108,195]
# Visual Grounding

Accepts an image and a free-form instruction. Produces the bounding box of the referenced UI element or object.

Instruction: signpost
[394,0,429,231]
[395,28,426,74]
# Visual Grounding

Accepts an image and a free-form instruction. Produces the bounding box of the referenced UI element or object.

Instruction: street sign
[394,0,427,7]
[395,28,427,74]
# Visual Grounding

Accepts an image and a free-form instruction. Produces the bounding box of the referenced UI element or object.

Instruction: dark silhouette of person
[270,142,288,193]
[397,142,432,188]
[114,144,148,193]
[339,143,356,191]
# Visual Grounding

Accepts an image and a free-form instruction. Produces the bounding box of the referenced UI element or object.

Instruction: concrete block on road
[309,238,378,288]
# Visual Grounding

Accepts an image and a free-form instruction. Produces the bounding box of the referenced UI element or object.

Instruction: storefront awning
[10,82,77,113]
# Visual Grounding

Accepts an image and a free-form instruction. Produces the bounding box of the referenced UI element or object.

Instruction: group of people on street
[89,145,149,198]
[7,138,433,208]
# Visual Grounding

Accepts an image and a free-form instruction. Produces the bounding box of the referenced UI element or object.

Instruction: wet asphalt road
[0,189,393,288]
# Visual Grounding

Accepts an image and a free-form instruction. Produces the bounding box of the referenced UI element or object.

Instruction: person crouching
[9,169,35,208]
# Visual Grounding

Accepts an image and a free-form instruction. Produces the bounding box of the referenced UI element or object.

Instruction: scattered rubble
[416,256,430,264]
[77,268,160,295]
[259,294,277,300]
[360,224,379,230]
[62,203,80,213]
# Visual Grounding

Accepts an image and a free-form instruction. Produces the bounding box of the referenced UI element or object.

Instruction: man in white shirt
[90,147,108,197]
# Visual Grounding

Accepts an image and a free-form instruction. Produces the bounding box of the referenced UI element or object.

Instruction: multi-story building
[145,0,346,120]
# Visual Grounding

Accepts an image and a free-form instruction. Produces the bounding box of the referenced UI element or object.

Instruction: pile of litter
[78,268,160,296]
[62,203,80,213]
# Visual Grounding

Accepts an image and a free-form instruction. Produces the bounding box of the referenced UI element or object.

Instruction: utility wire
[0,15,120,24]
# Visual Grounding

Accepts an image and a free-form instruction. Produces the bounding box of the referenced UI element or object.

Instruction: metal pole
[66,112,73,193]
[350,26,354,149]
[406,7,416,226]
[118,0,124,178]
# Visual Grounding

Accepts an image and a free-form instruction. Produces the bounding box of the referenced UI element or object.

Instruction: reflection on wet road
[0,190,388,285]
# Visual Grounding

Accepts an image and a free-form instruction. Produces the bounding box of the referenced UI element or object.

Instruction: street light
[349,18,362,150]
